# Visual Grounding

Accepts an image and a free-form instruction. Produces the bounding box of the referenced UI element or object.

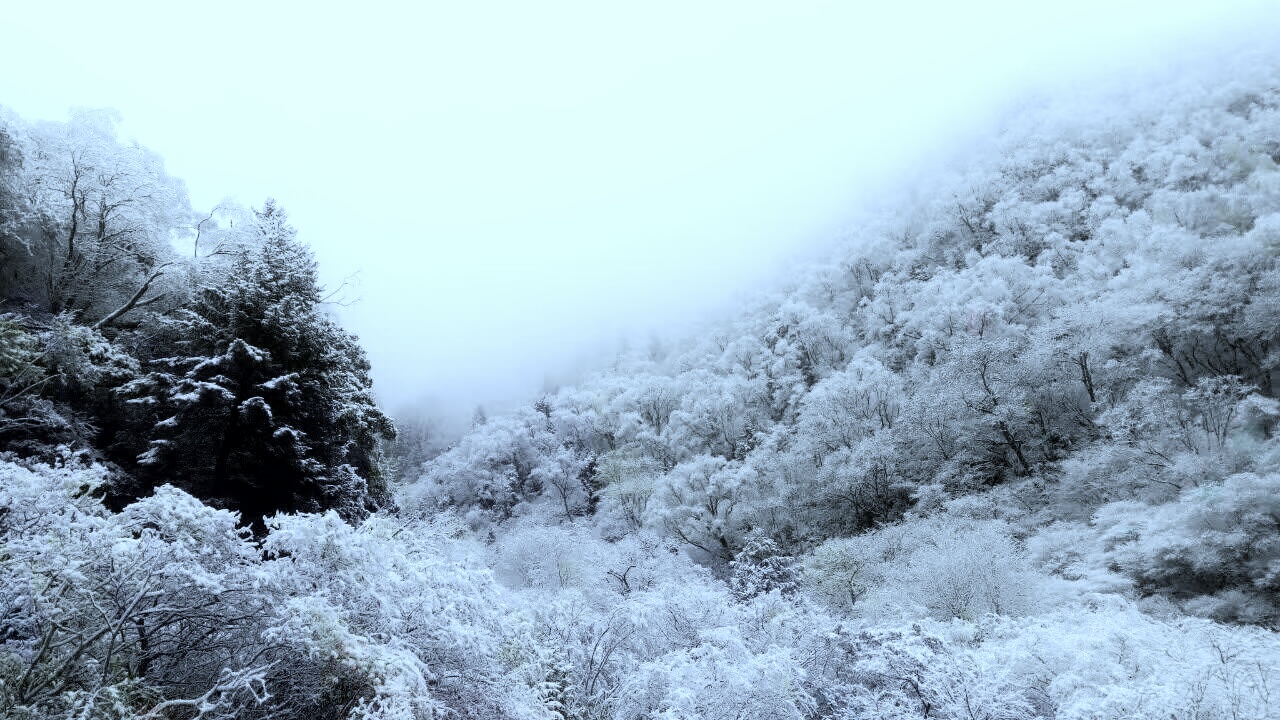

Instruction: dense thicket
[0,110,392,524]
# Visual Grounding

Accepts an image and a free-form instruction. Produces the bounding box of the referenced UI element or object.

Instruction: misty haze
[3,2,1280,719]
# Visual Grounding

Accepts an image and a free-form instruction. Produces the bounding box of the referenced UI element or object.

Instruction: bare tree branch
[93,262,172,330]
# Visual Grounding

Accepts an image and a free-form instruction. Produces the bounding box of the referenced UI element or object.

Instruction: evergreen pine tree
[123,200,393,526]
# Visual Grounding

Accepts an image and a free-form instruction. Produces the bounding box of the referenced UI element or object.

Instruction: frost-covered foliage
[803,518,1039,621]
[0,108,392,523]
[389,39,1280,719]
[8,25,1280,720]
[0,455,270,719]
[7,397,1280,717]
[0,456,554,719]
[119,201,395,525]
[403,398,606,530]
[415,40,1280,559]
[1098,469,1280,624]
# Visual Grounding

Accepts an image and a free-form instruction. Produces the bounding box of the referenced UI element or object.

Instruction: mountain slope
[392,42,1280,718]
[5,37,1280,720]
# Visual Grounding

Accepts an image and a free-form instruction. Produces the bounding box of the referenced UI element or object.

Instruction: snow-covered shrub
[0,456,270,719]
[815,624,1042,720]
[260,511,553,719]
[614,627,814,720]
[804,518,1041,621]
[981,597,1280,720]
[802,529,907,615]
[729,533,797,600]
[1024,520,1132,596]
[490,517,615,592]
[648,454,754,563]
[1098,470,1280,624]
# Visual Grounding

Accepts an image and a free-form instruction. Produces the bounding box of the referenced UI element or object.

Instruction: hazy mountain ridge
[414,44,1280,568]
[4,43,1280,720]
[394,43,1280,716]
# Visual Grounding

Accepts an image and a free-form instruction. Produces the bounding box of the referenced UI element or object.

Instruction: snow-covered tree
[122,201,393,524]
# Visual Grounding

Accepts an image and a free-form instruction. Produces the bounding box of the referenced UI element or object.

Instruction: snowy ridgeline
[6,42,1280,720]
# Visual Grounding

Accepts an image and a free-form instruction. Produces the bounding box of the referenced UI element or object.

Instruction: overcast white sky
[1,1,1275,420]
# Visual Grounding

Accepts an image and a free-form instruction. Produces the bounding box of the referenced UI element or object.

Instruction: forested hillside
[4,44,1280,720]
[398,46,1280,717]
